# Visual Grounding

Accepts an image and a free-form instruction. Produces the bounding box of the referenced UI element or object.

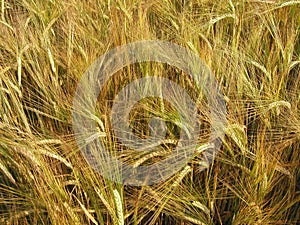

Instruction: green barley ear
[113,189,124,225]
[225,123,247,155]
[265,100,291,116]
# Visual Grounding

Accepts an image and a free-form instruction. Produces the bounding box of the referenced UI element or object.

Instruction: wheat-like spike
[0,161,16,184]
[75,196,98,225]
[132,148,170,168]
[171,165,192,188]
[94,187,116,222]
[113,189,124,225]
[191,201,210,216]
[182,215,207,225]
[38,149,73,169]
[36,139,62,145]
[265,100,291,115]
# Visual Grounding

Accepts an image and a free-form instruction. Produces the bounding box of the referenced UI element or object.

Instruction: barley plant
[0,0,299,224]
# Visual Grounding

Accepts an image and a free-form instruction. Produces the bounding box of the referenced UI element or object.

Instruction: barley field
[0,0,299,224]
